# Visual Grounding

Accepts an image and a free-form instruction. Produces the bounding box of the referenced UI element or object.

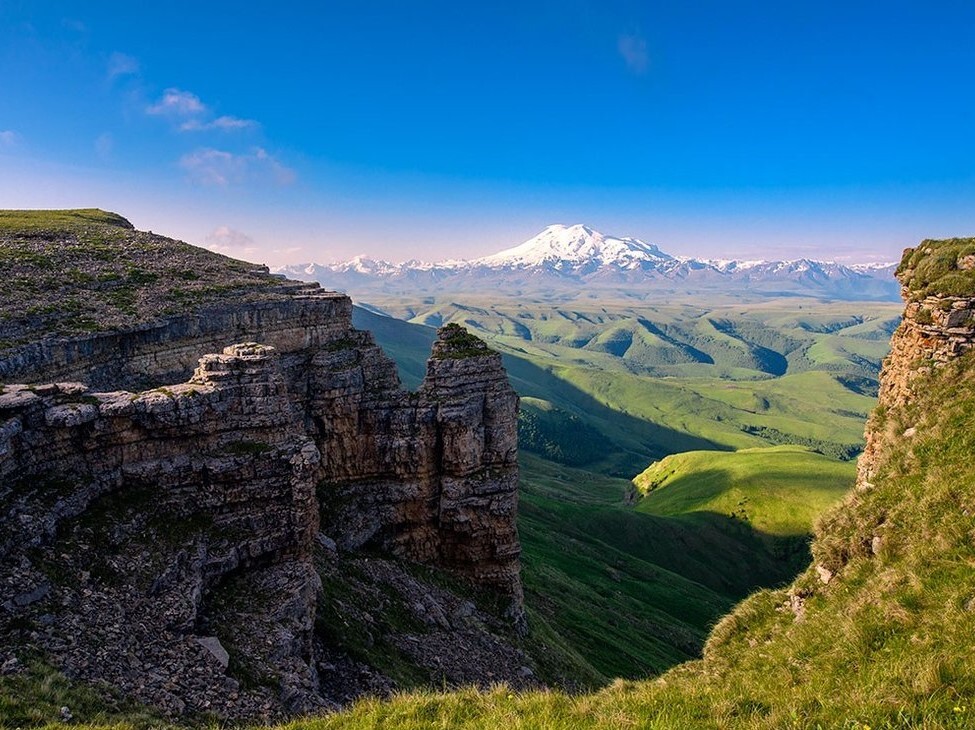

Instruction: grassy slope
[556,367,872,455]
[634,446,854,537]
[517,450,846,681]
[297,342,975,730]
[516,451,831,684]
[0,209,286,349]
[517,454,731,682]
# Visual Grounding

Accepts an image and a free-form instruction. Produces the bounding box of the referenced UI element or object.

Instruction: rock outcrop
[316,324,521,610]
[857,239,975,486]
[0,219,524,720]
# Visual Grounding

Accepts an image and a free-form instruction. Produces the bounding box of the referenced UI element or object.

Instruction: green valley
[361,295,896,475]
[354,295,880,686]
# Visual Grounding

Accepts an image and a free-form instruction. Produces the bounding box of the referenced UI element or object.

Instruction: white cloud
[179,147,296,186]
[179,148,238,185]
[147,88,207,117]
[107,52,140,80]
[205,226,260,257]
[0,130,20,147]
[179,115,258,132]
[147,89,258,135]
[618,33,649,75]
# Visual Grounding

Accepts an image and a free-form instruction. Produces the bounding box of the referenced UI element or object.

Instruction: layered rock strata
[0,289,522,718]
[315,324,522,611]
[858,243,975,485]
[0,288,350,391]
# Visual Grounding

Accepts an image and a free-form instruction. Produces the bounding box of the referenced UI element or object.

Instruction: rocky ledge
[0,212,525,720]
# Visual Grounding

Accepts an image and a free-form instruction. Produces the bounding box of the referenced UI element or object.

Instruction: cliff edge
[857,237,975,485]
[0,211,526,719]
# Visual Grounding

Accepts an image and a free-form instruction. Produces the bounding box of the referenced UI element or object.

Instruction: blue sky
[2,1,975,265]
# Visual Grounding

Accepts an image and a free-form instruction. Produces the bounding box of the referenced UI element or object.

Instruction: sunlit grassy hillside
[634,445,854,537]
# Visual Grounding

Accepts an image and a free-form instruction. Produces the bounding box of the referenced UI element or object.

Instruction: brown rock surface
[0,228,524,719]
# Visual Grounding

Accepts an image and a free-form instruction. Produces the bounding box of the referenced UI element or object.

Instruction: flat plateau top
[0,209,328,350]
[897,236,975,300]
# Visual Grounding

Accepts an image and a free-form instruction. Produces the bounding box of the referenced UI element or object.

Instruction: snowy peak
[272,223,900,301]
[473,224,673,270]
[295,256,398,277]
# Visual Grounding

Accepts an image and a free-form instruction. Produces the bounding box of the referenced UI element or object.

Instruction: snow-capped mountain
[473,224,673,271]
[275,224,900,301]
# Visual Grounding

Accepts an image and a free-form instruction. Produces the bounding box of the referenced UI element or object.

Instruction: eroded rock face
[0,290,351,392]
[0,297,523,719]
[315,325,522,618]
[0,344,323,717]
[857,263,975,486]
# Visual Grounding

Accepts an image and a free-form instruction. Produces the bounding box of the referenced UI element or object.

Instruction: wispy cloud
[0,130,20,147]
[205,226,260,257]
[62,18,87,33]
[145,89,287,185]
[618,32,649,75]
[147,88,207,117]
[180,148,238,185]
[179,147,296,186]
[107,52,140,80]
[253,148,296,185]
[146,88,258,135]
[94,132,113,158]
[179,115,258,132]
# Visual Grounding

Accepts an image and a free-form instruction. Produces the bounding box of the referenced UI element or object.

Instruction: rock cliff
[857,238,975,486]
[0,211,525,719]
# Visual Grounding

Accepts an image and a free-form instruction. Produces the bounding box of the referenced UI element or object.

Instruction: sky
[2,1,975,266]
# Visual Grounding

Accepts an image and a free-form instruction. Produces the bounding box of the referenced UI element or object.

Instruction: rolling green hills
[359,294,896,476]
[356,297,887,475]
[365,294,899,380]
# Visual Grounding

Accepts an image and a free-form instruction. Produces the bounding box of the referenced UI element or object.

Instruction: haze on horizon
[2,1,975,267]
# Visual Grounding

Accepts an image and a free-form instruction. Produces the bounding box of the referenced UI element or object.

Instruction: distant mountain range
[275,224,900,301]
